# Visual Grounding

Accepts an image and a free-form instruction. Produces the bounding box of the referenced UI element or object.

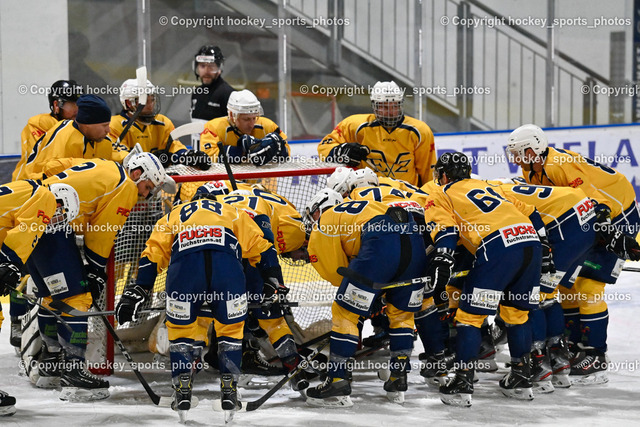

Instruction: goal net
[89,160,338,375]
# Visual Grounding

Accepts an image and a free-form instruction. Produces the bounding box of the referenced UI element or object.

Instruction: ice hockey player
[318,81,436,186]
[13,79,83,180]
[111,78,210,170]
[304,188,427,406]
[506,124,640,384]
[115,190,283,420]
[200,89,290,166]
[423,152,546,407]
[17,94,115,180]
[28,154,168,401]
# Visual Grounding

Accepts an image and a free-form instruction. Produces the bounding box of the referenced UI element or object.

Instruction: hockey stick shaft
[7,285,73,333]
[622,266,640,272]
[336,266,428,290]
[217,141,238,191]
[245,338,329,411]
[116,66,148,145]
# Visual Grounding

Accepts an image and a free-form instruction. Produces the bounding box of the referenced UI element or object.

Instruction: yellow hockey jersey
[0,180,57,268]
[424,178,537,255]
[318,114,436,186]
[349,185,424,215]
[12,113,59,181]
[19,120,115,180]
[491,183,595,227]
[200,116,290,160]
[308,200,391,287]
[177,180,253,204]
[523,147,635,218]
[141,199,272,272]
[221,193,278,235]
[42,159,139,271]
[109,112,185,163]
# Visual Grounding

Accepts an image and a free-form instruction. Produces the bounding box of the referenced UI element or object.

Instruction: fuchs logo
[499,223,538,247]
[116,207,131,217]
[37,210,51,224]
[178,226,224,250]
[573,198,596,225]
[569,177,584,188]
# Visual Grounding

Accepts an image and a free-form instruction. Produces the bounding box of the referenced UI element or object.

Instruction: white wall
[0,1,69,154]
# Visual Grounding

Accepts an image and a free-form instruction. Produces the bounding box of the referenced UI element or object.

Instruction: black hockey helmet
[49,80,83,112]
[193,45,224,78]
[434,151,471,184]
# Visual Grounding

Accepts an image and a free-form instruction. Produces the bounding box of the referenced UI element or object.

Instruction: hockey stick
[156,122,208,168]
[217,141,238,191]
[115,66,148,145]
[336,266,429,290]
[622,266,640,272]
[7,285,73,333]
[213,338,330,413]
[48,302,164,318]
[50,299,172,407]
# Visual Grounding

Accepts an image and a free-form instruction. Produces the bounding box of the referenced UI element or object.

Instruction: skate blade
[59,386,110,401]
[0,405,16,416]
[570,371,608,385]
[440,392,472,407]
[35,376,61,389]
[178,409,188,424]
[551,374,571,388]
[500,387,534,400]
[306,395,354,408]
[533,380,555,394]
[386,391,405,405]
[224,410,235,423]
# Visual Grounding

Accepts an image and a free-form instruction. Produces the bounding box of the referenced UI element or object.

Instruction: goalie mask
[506,124,548,166]
[193,45,224,79]
[434,152,472,185]
[302,188,343,233]
[370,81,404,128]
[119,79,160,125]
[48,183,80,231]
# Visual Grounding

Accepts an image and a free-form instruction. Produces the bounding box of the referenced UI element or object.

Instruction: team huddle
[0,46,639,419]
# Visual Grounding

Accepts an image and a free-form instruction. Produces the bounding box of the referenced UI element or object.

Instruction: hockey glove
[0,263,21,296]
[426,250,455,292]
[115,285,149,324]
[593,202,614,243]
[329,143,370,167]
[262,277,289,316]
[248,133,286,166]
[86,270,107,302]
[185,150,211,170]
[219,143,246,164]
[540,235,556,274]
[604,230,640,261]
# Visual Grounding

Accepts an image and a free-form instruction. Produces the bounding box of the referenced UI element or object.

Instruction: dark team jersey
[190,77,235,121]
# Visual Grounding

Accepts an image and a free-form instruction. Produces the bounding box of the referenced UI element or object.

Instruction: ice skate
[439,369,474,407]
[306,377,353,407]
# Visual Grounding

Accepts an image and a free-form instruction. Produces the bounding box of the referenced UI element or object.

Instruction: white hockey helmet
[228,189,252,196]
[227,90,263,119]
[126,152,167,190]
[48,183,80,230]
[370,81,404,128]
[347,167,379,190]
[302,188,343,232]
[119,78,160,123]
[326,167,355,196]
[506,124,548,164]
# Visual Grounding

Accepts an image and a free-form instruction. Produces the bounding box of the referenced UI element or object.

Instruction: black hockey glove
[426,249,455,292]
[604,230,640,261]
[86,270,107,302]
[540,235,556,274]
[262,277,289,316]
[329,143,370,167]
[115,285,150,324]
[593,203,613,242]
[0,263,21,296]
[248,133,286,166]
[185,150,211,170]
